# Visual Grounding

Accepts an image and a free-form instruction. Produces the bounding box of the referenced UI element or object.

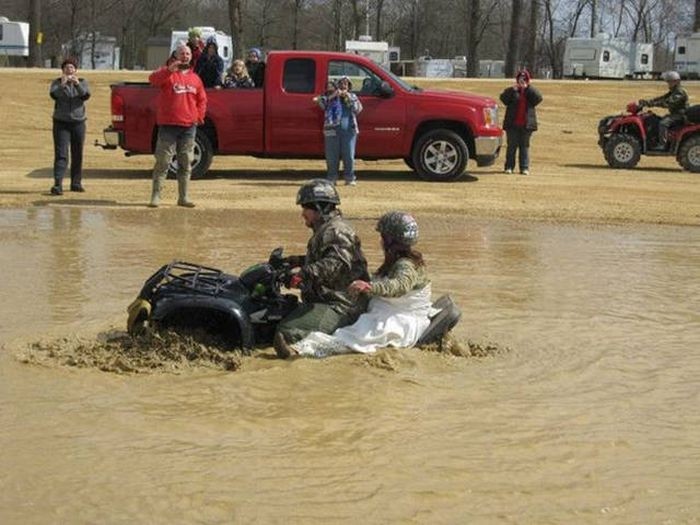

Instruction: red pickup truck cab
[102,51,502,182]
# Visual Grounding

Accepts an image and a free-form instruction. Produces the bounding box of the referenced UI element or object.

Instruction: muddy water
[1,207,699,523]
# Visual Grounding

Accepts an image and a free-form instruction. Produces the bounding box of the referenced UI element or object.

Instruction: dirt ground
[1,67,699,226]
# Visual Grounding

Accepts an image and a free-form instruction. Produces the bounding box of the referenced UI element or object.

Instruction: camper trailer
[171,27,232,70]
[0,17,29,58]
[64,32,120,70]
[563,34,653,79]
[345,37,390,70]
[479,60,505,78]
[674,33,700,79]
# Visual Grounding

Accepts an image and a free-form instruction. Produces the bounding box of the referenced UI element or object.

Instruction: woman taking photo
[49,58,90,195]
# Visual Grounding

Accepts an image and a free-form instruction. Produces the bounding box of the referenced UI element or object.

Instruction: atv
[127,248,461,353]
[598,101,700,172]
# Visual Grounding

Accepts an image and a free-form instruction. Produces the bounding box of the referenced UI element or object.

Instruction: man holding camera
[148,42,207,208]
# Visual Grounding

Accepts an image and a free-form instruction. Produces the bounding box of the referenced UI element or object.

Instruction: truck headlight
[483,106,499,127]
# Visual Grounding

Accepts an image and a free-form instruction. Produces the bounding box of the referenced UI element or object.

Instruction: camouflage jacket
[370,258,430,298]
[300,210,369,313]
[648,85,689,115]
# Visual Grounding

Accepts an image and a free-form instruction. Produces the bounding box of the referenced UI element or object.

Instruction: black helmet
[296,179,341,207]
[376,211,419,246]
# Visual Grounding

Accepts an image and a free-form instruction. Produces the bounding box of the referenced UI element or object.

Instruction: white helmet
[663,71,681,81]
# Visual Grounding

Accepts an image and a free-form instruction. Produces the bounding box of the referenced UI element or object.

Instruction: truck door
[265,57,324,155]
[327,59,407,157]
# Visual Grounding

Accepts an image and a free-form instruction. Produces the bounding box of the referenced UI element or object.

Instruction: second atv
[598,101,700,172]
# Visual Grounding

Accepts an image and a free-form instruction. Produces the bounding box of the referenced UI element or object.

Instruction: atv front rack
[146,261,231,297]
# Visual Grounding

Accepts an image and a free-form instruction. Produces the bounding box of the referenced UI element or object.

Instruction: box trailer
[345,38,390,70]
[0,17,29,57]
[563,34,653,79]
[674,33,700,79]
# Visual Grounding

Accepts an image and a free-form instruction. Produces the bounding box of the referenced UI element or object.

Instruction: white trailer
[171,27,233,70]
[674,33,700,79]
[0,17,29,57]
[563,34,653,79]
[345,37,390,70]
[64,32,120,70]
[479,59,505,78]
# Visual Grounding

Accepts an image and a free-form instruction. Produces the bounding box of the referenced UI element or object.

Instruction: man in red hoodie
[499,69,542,175]
[148,42,207,208]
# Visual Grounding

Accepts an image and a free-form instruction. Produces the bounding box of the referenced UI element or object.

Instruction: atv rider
[639,71,689,150]
[273,179,369,358]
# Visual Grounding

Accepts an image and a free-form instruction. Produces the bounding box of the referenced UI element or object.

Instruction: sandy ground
[1,68,700,226]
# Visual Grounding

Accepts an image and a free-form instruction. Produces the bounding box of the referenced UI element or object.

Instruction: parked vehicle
[564,34,653,79]
[126,248,462,352]
[598,101,700,172]
[674,32,700,79]
[99,51,502,182]
[0,16,29,58]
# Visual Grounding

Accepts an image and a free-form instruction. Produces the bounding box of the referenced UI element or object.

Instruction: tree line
[11,0,698,77]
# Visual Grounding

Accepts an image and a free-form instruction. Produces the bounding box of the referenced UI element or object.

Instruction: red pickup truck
[101,51,502,182]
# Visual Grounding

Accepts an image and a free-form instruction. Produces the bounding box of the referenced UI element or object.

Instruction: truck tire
[678,135,700,172]
[412,129,469,182]
[603,133,641,169]
[403,156,415,170]
[167,129,214,180]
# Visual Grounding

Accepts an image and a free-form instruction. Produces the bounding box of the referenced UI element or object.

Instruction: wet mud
[17,329,242,374]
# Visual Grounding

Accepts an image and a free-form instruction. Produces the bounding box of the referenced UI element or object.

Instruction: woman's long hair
[376,235,424,276]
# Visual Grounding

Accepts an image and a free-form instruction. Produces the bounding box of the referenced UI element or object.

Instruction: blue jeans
[324,127,357,183]
[505,127,532,172]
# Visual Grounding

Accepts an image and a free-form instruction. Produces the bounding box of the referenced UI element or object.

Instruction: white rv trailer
[0,17,29,57]
[64,32,120,70]
[170,27,233,70]
[674,33,700,78]
[345,37,390,70]
[479,59,505,78]
[563,34,653,79]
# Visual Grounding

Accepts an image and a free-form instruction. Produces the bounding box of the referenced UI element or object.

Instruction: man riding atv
[638,71,689,151]
[273,179,370,359]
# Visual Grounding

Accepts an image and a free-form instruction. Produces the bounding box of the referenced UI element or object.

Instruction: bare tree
[228,0,244,58]
[523,0,540,71]
[505,0,523,76]
[696,0,700,31]
[590,0,597,36]
[28,0,42,66]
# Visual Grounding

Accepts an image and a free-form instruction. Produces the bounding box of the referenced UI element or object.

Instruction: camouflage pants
[276,302,356,344]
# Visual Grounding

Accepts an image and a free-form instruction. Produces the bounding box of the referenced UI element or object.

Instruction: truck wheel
[412,129,469,182]
[603,133,641,169]
[167,129,214,180]
[403,156,415,170]
[678,135,700,172]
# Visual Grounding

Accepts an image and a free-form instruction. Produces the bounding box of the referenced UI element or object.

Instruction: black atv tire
[167,128,214,180]
[412,129,469,182]
[603,133,641,169]
[678,135,700,173]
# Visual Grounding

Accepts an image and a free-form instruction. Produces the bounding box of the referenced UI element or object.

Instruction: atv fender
[151,295,255,348]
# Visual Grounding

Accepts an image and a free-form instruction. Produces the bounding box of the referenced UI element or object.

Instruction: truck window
[328,60,383,96]
[283,59,316,93]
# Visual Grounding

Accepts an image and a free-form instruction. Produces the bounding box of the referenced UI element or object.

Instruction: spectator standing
[147,42,207,208]
[49,58,90,195]
[186,28,205,68]
[499,69,542,175]
[313,76,363,185]
[245,47,266,87]
[195,37,224,88]
[223,59,254,89]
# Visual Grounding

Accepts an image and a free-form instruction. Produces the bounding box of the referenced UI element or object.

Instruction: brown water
[1,207,699,523]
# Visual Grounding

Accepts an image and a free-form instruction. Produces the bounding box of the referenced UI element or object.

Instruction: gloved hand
[284,268,303,288]
[288,273,303,289]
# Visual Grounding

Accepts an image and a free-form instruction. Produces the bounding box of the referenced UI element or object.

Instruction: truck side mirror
[378,81,394,98]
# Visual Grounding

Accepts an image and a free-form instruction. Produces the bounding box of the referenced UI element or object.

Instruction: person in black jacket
[244,47,266,88]
[499,69,542,175]
[49,58,90,195]
[195,37,224,88]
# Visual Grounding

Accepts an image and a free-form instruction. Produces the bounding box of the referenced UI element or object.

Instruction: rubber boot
[148,178,161,208]
[50,177,63,196]
[177,174,195,208]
